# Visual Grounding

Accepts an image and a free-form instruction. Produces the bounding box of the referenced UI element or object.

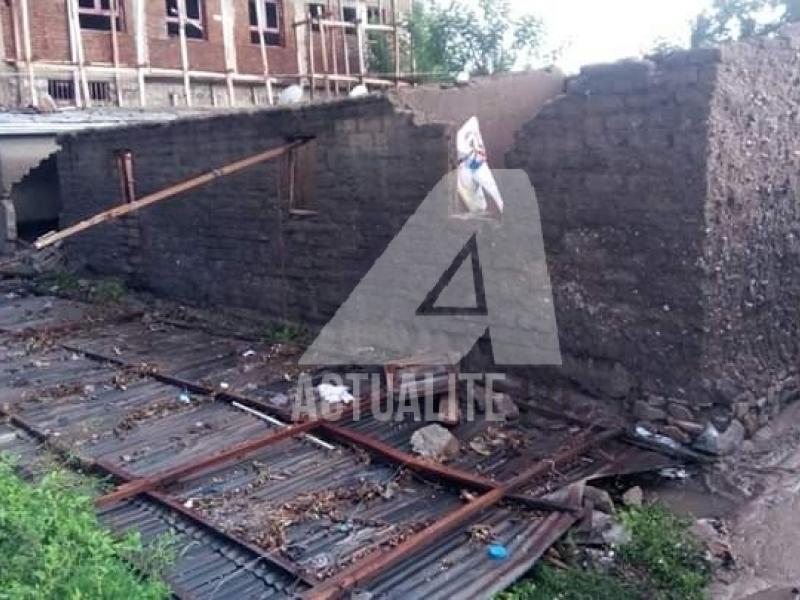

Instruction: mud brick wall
[508,30,800,437]
[57,96,453,326]
[702,29,800,436]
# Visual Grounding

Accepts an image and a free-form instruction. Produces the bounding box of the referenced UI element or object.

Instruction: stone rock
[602,522,633,547]
[713,380,744,405]
[692,423,720,454]
[672,419,705,436]
[718,420,746,455]
[622,486,644,507]
[583,485,615,514]
[634,400,667,422]
[492,393,520,421]
[692,420,745,456]
[410,424,460,461]
[661,425,691,444]
[741,412,759,437]
[667,402,694,422]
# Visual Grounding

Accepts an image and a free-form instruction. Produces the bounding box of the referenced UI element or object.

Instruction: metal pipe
[232,401,335,450]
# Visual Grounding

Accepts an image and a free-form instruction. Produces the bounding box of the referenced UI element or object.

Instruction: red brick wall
[4,0,298,76]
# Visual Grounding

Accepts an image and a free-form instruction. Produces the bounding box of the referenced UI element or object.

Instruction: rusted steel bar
[60,343,297,422]
[303,427,622,600]
[94,458,315,587]
[34,140,309,250]
[95,419,318,508]
[319,422,579,513]
[0,406,314,588]
[1,311,144,339]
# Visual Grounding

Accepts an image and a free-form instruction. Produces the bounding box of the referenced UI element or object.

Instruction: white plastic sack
[456,116,504,215]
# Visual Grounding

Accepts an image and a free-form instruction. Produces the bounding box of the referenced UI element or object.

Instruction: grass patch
[501,503,710,600]
[620,504,710,599]
[91,278,127,304]
[0,456,171,599]
[263,321,306,345]
[497,564,641,600]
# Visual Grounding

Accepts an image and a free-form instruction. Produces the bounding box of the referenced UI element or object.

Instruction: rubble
[583,485,615,514]
[410,425,461,461]
[621,486,643,507]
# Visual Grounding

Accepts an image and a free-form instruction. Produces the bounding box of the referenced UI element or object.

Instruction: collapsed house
[41,26,800,447]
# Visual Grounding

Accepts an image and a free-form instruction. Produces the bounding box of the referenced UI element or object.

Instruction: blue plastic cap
[487,544,509,560]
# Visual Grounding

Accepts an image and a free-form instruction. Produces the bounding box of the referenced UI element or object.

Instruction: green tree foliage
[692,0,800,47]
[406,0,545,81]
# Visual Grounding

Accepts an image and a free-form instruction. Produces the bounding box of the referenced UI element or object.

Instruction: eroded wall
[58,96,453,325]
[397,70,565,167]
[508,32,800,437]
[702,27,800,435]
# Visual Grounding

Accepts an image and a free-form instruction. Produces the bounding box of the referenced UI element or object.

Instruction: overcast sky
[517,0,712,72]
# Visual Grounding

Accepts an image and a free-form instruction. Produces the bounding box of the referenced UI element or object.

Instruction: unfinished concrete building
[43,27,800,445]
[0,0,410,109]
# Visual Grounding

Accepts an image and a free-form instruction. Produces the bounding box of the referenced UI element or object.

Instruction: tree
[691,0,800,47]
[406,0,545,81]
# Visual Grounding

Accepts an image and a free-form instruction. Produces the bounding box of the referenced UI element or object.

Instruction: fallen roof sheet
[0,290,684,599]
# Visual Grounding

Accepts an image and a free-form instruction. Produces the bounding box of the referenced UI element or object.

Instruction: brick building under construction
[0,0,410,109]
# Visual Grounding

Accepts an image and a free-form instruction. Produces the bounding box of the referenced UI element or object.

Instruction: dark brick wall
[508,31,800,435]
[701,27,800,435]
[507,53,720,414]
[57,96,453,326]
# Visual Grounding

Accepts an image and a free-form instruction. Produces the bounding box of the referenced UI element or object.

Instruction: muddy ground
[641,401,800,599]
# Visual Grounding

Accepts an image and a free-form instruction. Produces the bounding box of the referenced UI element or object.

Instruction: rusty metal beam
[319,422,579,514]
[0,406,314,588]
[60,343,297,422]
[303,427,622,600]
[95,419,318,508]
[94,458,314,587]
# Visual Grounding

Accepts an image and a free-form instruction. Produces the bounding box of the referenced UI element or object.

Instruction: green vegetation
[91,278,127,304]
[620,505,710,600]
[31,272,127,305]
[406,0,546,80]
[263,321,306,345]
[0,456,172,599]
[501,504,710,600]
[498,564,640,600]
[692,0,800,47]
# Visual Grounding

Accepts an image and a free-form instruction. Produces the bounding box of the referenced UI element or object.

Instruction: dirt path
[655,402,800,599]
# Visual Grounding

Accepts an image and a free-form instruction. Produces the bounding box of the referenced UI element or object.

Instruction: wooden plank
[34,140,307,250]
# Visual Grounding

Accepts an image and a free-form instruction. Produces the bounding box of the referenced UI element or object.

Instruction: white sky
[516,0,713,72]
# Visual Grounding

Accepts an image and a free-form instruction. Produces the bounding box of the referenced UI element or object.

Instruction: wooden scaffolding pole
[176,0,192,106]
[67,0,91,107]
[254,0,274,104]
[34,140,308,250]
[391,0,400,88]
[355,5,366,81]
[64,0,84,107]
[306,11,315,100]
[109,0,123,106]
[319,21,331,98]
[220,0,237,107]
[132,0,147,106]
[18,0,37,106]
